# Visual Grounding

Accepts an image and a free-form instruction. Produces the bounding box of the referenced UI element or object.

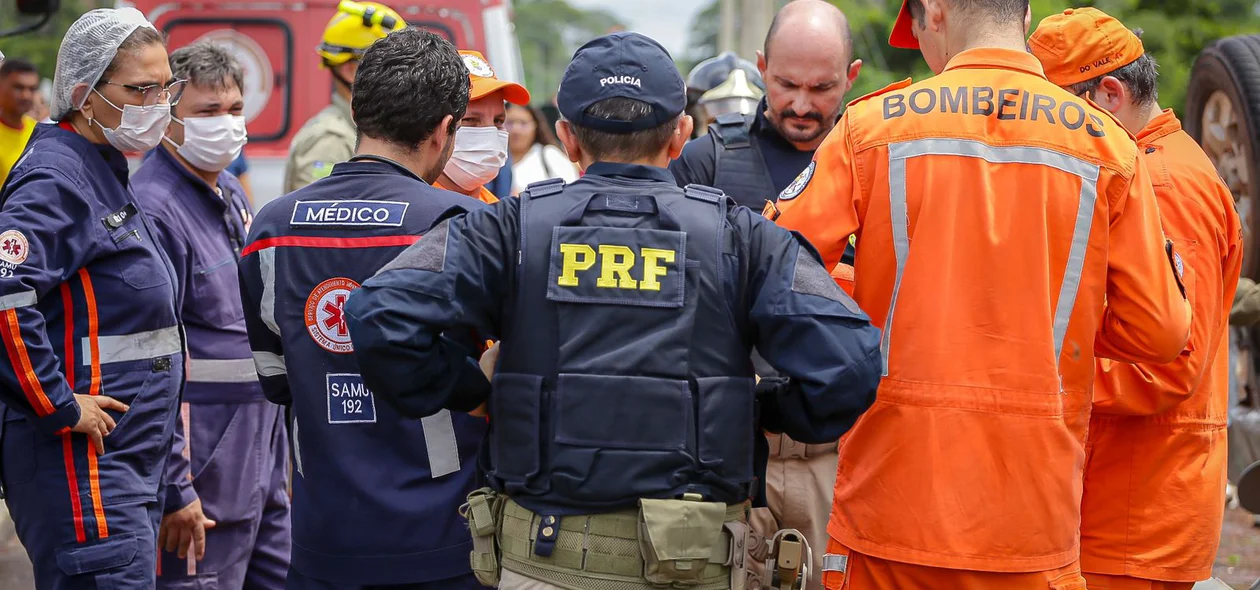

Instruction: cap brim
[889,0,919,50]
[471,79,532,105]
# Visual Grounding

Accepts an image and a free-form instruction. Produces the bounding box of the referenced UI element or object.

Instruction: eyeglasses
[99,79,187,106]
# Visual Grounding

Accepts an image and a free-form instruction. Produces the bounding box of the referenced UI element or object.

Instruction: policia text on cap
[345,30,882,590]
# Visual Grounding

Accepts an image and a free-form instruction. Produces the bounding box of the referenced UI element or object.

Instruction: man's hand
[71,393,129,454]
[470,342,500,418]
[479,342,500,381]
[158,498,216,561]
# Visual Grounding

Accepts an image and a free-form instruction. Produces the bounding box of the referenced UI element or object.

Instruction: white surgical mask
[443,126,509,191]
[92,89,171,153]
[167,114,248,172]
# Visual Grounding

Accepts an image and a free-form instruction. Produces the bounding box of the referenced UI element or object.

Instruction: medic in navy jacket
[238,157,489,587]
[0,122,186,587]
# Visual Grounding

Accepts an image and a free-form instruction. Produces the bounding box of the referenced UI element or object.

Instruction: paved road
[1,502,1258,589]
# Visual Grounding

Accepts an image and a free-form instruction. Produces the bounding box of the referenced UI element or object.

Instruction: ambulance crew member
[283,0,404,194]
[434,50,531,205]
[0,8,187,589]
[770,0,1194,587]
[345,31,884,590]
[1031,9,1244,590]
[132,41,291,588]
[239,28,488,590]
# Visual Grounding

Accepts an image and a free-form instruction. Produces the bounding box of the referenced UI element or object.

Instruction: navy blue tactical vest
[709,112,778,211]
[491,178,757,515]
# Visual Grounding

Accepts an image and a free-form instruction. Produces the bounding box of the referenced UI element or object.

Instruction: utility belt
[463,489,759,590]
[766,433,837,460]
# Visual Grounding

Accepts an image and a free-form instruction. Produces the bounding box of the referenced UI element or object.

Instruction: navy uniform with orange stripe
[237,156,488,589]
[0,122,184,588]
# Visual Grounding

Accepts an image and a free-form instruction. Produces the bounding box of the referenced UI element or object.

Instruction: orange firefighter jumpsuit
[771,47,1191,589]
[1083,106,1242,590]
[1028,11,1245,588]
[435,181,499,204]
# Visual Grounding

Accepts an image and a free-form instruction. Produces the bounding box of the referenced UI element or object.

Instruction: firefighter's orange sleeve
[1093,172,1244,416]
[1093,158,1191,365]
[831,263,855,297]
[774,116,861,272]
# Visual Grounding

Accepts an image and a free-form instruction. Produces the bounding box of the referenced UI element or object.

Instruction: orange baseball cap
[1028,7,1144,87]
[460,50,530,105]
[889,0,918,49]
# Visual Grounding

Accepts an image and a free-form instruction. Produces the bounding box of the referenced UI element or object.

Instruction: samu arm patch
[778,161,816,201]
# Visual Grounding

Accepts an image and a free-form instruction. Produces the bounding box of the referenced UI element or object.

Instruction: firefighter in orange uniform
[433,50,529,204]
[1030,9,1244,590]
[767,0,1193,587]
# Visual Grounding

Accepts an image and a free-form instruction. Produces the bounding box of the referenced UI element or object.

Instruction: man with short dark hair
[132,40,291,589]
[0,58,39,185]
[344,30,882,590]
[239,27,488,590]
[1031,9,1243,590]
[772,0,1193,587]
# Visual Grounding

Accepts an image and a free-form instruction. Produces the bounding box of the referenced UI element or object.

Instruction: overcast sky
[566,0,707,56]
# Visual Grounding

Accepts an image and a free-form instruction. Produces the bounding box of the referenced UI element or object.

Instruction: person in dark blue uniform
[672,7,865,583]
[237,27,488,590]
[0,8,187,590]
[669,1,861,213]
[345,31,882,590]
[133,41,291,588]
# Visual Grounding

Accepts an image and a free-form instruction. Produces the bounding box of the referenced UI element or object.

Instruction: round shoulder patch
[305,277,361,354]
[778,161,816,201]
[462,54,495,78]
[0,230,30,265]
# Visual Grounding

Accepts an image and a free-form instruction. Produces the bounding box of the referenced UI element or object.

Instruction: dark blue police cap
[557,32,687,134]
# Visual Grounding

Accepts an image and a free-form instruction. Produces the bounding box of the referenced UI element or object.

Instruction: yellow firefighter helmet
[317,0,406,67]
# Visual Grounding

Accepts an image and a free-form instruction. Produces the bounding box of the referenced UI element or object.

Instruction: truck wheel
[1186,34,1260,276]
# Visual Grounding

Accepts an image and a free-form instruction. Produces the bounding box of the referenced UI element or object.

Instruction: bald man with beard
[670,3,863,589]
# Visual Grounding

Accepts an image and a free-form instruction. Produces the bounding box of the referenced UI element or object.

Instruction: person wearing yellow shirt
[0,59,39,186]
[433,50,530,204]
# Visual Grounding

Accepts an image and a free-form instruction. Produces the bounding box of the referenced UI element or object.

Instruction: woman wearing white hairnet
[0,8,191,589]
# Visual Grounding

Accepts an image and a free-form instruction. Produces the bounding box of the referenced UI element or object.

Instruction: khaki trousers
[499,570,567,589]
[747,433,839,590]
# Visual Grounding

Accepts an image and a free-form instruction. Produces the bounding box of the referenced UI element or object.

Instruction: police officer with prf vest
[345,31,883,590]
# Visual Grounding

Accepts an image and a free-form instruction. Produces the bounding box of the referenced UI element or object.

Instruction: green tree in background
[686,0,1260,116]
[0,0,106,81]
[513,0,623,103]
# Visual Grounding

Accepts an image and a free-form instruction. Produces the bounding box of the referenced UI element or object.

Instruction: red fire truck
[121,0,524,203]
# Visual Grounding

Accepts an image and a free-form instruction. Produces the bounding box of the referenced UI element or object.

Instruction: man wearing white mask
[434,50,530,203]
[132,41,291,590]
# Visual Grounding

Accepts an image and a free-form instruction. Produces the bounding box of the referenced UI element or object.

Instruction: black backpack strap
[709,112,754,149]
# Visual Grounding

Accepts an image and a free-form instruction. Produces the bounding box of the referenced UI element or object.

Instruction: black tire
[1186,34,1260,277]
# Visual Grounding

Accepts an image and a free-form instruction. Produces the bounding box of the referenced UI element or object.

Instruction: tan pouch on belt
[461,488,504,587]
[637,498,726,585]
